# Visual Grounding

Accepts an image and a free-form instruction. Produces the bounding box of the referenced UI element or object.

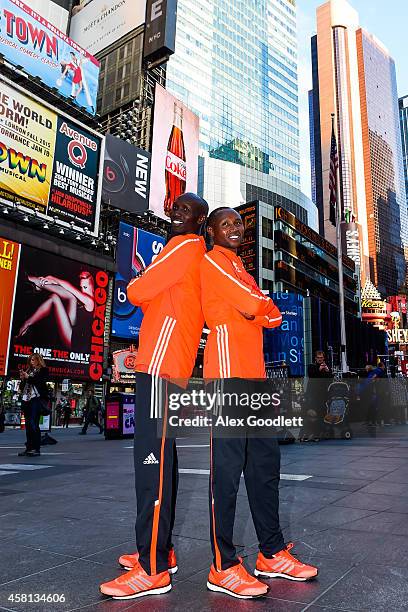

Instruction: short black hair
[206,206,235,228]
[176,192,209,218]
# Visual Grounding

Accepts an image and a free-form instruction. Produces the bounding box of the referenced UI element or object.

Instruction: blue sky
[296,0,408,197]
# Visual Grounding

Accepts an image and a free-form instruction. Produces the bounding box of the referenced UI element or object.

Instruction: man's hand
[240,311,255,320]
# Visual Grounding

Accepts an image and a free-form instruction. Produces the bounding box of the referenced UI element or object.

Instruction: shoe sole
[254,568,318,581]
[122,565,178,575]
[207,581,267,599]
[101,584,172,600]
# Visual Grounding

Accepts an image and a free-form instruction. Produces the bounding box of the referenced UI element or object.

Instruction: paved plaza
[0,425,407,611]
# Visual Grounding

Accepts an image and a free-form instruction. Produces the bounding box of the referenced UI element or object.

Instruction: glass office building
[166,0,301,188]
[357,30,408,296]
[311,0,407,297]
[399,95,408,208]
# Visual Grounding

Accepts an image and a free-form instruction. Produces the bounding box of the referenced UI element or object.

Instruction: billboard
[0,0,99,115]
[150,84,199,219]
[30,0,69,32]
[69,0,146,57]
[112,222,165,339]
[236,202,259,281]
[102,135,150,213]
[0,237,20,375]
[6,243,108,381]
[264,292,305,377]
[0,78,103,234]
[144,0,177,65]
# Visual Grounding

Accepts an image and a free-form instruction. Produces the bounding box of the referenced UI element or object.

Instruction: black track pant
[134,372,178,575]
[209,379,285,571]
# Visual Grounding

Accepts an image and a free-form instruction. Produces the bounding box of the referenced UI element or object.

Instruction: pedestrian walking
[79,389,103,434]
[200,207,317,598]
[18,353,49,457]
[100,193,209,600]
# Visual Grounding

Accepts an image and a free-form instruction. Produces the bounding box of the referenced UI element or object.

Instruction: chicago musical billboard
[150,84,199,220]
[0,77,103,234]
[0,0,99,115]
[112,222,165,339]
[6,242,108,381]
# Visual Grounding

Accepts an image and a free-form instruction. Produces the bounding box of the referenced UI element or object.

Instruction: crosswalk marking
[0,464,52,471]
[178,468,312,481]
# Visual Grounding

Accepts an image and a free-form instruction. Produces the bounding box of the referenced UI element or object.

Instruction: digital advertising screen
[0,237,20,375]
[112,222,165,340]
[263,292,305,377]
[0,78,103,234]
[236,202,258,280]
[6,243,109,381]
[102,135,150,214]
[0,0,100,115]
[150,84,199,220]
[69,0,145,57]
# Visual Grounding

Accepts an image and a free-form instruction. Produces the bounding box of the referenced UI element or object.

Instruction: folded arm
[202,253,280,318]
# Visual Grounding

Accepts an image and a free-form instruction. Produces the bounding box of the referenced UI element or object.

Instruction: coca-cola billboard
[149,84,199,219]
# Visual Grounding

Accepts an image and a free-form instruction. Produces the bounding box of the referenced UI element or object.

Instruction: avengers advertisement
[0,237,20,375]
[264,292,305,377]
[0,0,99,115]
[6,242,108,381]
[102,135,150,214]
[112,222,165,339]
[150,84,199,219]
[0,78,103,234]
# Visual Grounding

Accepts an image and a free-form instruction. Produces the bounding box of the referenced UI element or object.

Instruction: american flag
[329,121,338,226]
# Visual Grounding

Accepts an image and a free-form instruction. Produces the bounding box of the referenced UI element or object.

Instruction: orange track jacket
[200,245,282,379]
[127,234,206,379]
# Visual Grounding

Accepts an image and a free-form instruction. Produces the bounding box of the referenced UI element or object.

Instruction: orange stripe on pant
[210,428,222,571]
[150,380,168,575]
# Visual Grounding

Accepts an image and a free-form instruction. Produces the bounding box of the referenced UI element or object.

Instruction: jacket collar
[212,244,241,262]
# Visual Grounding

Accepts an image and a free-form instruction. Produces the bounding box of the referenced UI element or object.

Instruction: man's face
[208,210,244,250]
[169,196,206,236]
[315,353,325,365]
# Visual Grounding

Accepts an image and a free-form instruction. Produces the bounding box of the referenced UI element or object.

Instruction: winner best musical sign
[0,77,103,235]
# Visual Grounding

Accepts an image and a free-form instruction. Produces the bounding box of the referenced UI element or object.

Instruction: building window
[262,279,274,292]
[262,217,273,239]
[262,247,274,270]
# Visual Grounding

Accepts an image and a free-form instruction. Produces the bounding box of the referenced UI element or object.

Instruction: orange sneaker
[119,548,178,574]
[100,560,171,600]
[207,560,269,599]
[254,543,318,581]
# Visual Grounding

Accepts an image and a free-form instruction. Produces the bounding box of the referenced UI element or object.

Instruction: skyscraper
[399,95,408,207]
[164,0,317,228]
[310,0,408,296]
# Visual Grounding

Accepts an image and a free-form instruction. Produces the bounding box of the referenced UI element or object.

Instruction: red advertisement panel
[0,236,20,375]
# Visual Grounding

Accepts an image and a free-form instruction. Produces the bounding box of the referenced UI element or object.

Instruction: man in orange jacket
[201,207,318,599]
[100,193,208,600]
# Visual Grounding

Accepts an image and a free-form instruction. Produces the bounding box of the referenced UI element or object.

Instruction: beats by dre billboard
[102,135,150,214]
